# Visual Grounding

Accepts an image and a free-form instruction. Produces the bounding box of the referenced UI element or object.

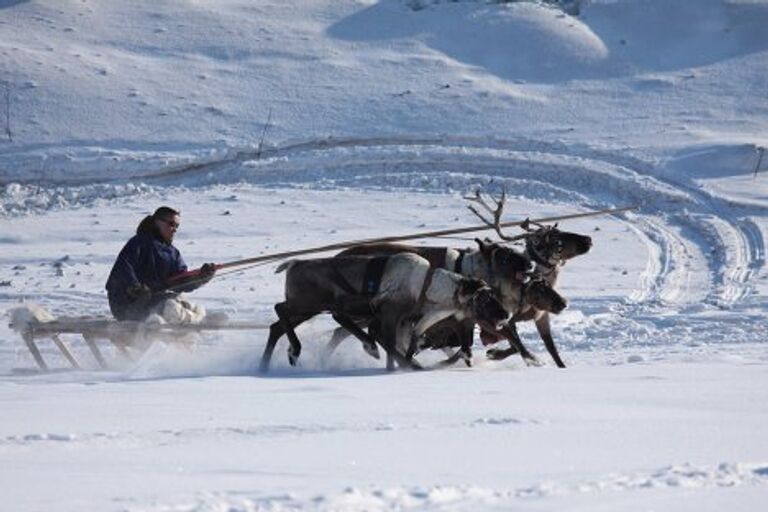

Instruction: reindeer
[461,190,592,367]
[332,236,540,366]
[481,218,591,365]
[410,275,567,364]
[332,189,591,368]
[260,253,511,372]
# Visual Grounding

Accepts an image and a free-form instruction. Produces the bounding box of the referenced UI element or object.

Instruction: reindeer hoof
[287,346,301,366]
[486,348,507,361]
[363,342,380,360]
[524,357,543,367]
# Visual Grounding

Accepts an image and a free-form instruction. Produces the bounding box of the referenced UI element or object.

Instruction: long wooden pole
[220,204,637,269]
[164,205,636,290]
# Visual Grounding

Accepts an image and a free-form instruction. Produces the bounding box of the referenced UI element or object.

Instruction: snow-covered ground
[1,1,767,510]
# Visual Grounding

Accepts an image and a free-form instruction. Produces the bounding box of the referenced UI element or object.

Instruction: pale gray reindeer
[406,273,566,366]
[332,237,541,366]
[260,253,511,372]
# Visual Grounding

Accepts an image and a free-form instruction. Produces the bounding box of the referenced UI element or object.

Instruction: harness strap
[454,250,466,274]
[512,279,542,321]
[362,256,389,296]
[419,248,448,269]
[415,267,436,312]
[526,244,555,270]
[330,263,359,296]
[332,257,390,297]
[430,248,448,269]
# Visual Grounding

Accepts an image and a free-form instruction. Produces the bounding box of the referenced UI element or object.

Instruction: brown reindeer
[461,188,592,367]
[483,220,591,366]
[260,253,511,372]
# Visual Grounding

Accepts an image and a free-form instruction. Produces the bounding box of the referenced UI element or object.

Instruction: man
[106,206,216,321]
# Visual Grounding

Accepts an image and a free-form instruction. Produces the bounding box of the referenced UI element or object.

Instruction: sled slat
[50,334,81,369]
[108,335,135,363]
[82,333,108,369]
[22,332,48,371]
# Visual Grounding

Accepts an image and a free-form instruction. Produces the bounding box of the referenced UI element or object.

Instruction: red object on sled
[166,264,224,285]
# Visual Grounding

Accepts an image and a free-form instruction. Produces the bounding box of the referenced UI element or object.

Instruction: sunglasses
[158,218,180,229]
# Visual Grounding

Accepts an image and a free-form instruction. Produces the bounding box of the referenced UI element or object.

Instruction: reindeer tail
[275,259,297,274]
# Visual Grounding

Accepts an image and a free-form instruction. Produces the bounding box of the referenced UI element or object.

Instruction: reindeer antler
[464,188,528,242]
[520,217,549,232]
[520,217,558,234]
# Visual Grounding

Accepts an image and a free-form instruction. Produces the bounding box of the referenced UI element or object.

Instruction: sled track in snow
[3,136,765,314]
[155,135,762,310]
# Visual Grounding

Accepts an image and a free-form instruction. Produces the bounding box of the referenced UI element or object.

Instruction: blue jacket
[106,216,198,307]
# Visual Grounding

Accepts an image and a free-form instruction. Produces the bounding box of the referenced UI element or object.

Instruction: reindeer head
[456,278,509,332]
[464,188,592,267]
[523,278,568,314]
[521,221,592,266]
[475,238,534,281]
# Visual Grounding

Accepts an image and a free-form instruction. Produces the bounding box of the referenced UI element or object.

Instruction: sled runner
[9,305,268,371]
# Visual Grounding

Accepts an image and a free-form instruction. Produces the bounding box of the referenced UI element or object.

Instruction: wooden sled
[12,312,269,372]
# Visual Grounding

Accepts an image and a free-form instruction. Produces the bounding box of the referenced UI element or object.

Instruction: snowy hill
[0,1,767,511]
[1,0,767,178]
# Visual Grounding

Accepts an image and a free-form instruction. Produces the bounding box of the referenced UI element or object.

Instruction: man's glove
[126,283,152,301]
[200,263,217,281]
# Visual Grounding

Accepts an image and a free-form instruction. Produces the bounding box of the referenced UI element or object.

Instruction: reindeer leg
[335,295,379,358]
[365,319,382,359]
[397,316,423,370]
[486,321,522,361]
[381,311,397,372]
[404,328,418,361]
[260,319,285,373]
[535,313,566,368]
[325,326,352,360]
[418,348,462,369]
[272,302,313,368]
[491,322,541,366]
[486,346,518,361]
[262,301,308,372]
[511,333,540,367]
[275,303,301,366]
[459,319,474,367]
[429,320,473,368]
[378,305,419,371]
[373,300,398,372]
[331,314,380,360]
